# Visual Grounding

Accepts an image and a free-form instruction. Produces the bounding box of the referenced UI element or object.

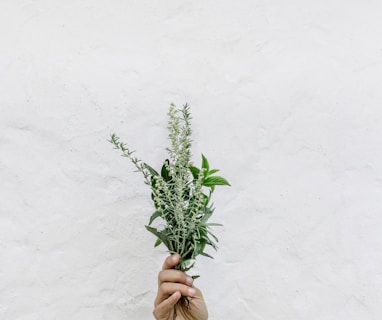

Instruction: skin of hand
[153,254,208,320]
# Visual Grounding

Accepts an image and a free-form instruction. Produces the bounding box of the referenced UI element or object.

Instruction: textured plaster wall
[1,1,382,319]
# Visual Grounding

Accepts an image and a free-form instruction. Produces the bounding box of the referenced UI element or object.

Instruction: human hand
[153,254,208,320]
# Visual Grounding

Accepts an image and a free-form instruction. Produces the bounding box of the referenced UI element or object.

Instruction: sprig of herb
[109,103,230,273]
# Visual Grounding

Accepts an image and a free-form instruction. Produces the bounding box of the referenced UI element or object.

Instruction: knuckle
[157,270,164,282]
[159,281,171,294]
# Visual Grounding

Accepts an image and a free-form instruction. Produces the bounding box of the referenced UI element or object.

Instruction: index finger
[162,254,181,270]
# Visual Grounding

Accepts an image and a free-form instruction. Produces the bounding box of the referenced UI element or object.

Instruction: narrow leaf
[144,163,158,176]
[201,208,213,223]
[145,226,170,249]
[207,230,219,243]
[200,252,214,259]
[154,238,162,247]
[202,193,209,206]
[148,211,162,225]
[161,159,171,181]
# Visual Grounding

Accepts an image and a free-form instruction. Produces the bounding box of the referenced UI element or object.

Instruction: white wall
[1,1,382,319]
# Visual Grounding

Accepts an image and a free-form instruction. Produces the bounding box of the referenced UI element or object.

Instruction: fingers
[154,255,206,320]
[162,253,180,270]
[155,254,196,304]
[153,291,181,319]
[157,254,195,298]
[157,281,196,302]
[158,269,194,286]
[156,267,196,308]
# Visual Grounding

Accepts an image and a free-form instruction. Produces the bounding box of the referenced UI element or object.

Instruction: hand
[153,254,208,320]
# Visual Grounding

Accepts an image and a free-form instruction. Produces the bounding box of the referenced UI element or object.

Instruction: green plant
[109,103,230,274]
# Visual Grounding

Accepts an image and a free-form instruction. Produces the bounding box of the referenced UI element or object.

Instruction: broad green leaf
[207,169,219,175]
[201,154,209,172]
[189,166,200,180]
[203,176,231,187]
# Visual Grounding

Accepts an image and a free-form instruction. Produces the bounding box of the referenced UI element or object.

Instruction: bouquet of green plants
[109,103,230,274]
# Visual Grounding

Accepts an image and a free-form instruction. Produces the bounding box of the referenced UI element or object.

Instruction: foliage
[109,103,230,272]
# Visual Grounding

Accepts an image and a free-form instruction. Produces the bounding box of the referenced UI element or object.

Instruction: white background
[1,1,382,319]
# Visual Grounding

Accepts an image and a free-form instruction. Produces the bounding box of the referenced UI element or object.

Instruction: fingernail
[188,288,196,296]
[186,276,194,286]
[172,254,179,263]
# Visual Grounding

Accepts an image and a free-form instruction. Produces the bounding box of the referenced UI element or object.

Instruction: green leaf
[189,166,200,180]
[144,163,158,176]
[148,211,162,225]
[201,154,209,172]
[206,222,223,227]
[145,225,160,237]
[161,159,171,181]
[200,252,214,259]
[207,230,219,243]
[151,177,158,194]
[203,176,231,187]
[145,226,170,250]
[202,193,209,206]
[192,239,207,258]
[201,207,214,223]
[154,238,162,247]
[199,226,208,238]
[207,169,219,175]
[177,258,195,272]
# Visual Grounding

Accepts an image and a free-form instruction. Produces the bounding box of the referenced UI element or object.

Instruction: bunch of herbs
[109,103,230,273]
